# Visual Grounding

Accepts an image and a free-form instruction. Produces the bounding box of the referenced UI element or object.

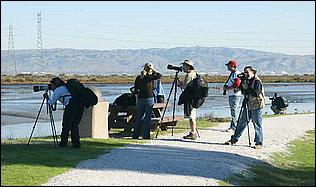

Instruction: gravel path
[43,113,315,186]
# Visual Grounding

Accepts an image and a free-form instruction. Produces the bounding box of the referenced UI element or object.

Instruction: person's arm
[224,77,241,90]
[48,87,62,106]
[144,69,162,81]
[134,77,139,103]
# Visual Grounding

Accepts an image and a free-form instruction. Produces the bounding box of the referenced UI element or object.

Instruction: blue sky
[1,1,315,55]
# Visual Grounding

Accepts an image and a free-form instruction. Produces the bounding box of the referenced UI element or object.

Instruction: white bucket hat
[182,59,194,67]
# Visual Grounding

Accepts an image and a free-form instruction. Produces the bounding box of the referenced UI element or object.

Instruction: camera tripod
[155,70,200,138]
[233,94,251,146]
[27,90,58,146]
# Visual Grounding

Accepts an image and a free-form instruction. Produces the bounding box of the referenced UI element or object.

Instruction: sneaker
[224,137,238,145]
[183,132,197,140]
[254,144,263,149]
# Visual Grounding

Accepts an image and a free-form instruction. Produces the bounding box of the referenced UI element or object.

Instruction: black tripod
[27,90,58,146]
[234,94,251,146]
[155,70,180,138]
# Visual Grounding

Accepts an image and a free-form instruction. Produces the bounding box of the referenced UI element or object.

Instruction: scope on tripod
[33,84,52,92]
[167,64,183,72]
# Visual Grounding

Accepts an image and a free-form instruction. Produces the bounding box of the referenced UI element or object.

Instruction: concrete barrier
[79,86,109,139]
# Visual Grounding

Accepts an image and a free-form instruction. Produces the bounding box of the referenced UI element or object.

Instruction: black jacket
[178,74,208,116]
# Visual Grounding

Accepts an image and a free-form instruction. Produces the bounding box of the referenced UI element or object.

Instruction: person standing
[225,66,265,149]
[132,62,162,139]
[177,59,198,140]
[223,60,242,133]
[45,77,84,148]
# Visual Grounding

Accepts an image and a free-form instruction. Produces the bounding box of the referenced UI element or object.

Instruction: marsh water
[1,82,315,139]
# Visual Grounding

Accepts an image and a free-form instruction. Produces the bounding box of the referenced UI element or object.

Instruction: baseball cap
[225,60,238,67]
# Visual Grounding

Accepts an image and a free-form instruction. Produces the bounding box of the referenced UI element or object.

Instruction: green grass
[2,117,314,186]
[222,130,315,186]
[1,137,139,186]
[1,118,219,186]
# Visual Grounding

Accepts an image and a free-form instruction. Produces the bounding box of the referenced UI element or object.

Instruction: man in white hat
[177,59,198,140]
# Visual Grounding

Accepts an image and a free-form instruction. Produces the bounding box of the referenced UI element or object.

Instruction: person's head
[243,65,257,79]
[225,60,238,71]
[49,77,65,91]
[182,59,194,73]
[141,62,154,77]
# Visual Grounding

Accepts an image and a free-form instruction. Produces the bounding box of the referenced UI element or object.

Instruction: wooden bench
[108,103,183,131]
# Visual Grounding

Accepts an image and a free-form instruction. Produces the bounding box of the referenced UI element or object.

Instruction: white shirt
[225,69,242,96]
[48,85,72,106]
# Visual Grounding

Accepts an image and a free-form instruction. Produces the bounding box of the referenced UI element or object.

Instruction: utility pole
[34,11,44,74]
[8,24,17,75]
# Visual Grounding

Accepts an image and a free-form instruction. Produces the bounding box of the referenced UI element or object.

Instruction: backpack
[65,79,98,108]
[191,74,209,108]
[178,73,209,108]
[113,93,136,107]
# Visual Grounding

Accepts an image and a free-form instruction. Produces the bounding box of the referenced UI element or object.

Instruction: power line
[43,19,315,36]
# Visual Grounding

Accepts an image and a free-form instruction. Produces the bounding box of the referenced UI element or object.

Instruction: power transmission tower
[34,11,45,74]
[8,24,17,75]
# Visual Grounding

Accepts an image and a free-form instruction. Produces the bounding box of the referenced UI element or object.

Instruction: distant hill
[1,46,314,75]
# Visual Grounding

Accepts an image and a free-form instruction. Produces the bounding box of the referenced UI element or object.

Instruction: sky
[1,1,315,55]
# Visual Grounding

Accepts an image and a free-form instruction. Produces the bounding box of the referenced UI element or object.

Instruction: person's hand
[223,85,228,91]
[43,93,49,98]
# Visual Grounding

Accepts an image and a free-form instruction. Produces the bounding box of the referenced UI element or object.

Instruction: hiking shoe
[254,144,263,149]
[224,137,238,145]
[183,132,197,140]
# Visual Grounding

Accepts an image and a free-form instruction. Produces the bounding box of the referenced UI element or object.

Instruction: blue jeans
[232,108,263,145]
[133,97,154,139]
[228,95,242,130]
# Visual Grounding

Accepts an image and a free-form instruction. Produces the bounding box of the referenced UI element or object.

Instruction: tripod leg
[155,77,175,138]
[245,105,251,146]
[171,78,178,136]
[27,96,45,145]
[48,105,58,146]
[196,127,200,138]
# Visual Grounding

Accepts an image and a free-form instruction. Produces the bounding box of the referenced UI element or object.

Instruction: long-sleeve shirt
[48,85,72,106]
[134,72,162,98]
[225,69,242,96]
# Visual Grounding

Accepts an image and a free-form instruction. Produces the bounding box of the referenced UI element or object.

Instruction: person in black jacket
[45,77,84,148]
[132,62,162,139]
[177,59,198,140]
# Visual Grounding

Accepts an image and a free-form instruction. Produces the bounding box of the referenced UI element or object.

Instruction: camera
[237,72,247,81]
[167,64,182,72]
[33,84,52,92]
